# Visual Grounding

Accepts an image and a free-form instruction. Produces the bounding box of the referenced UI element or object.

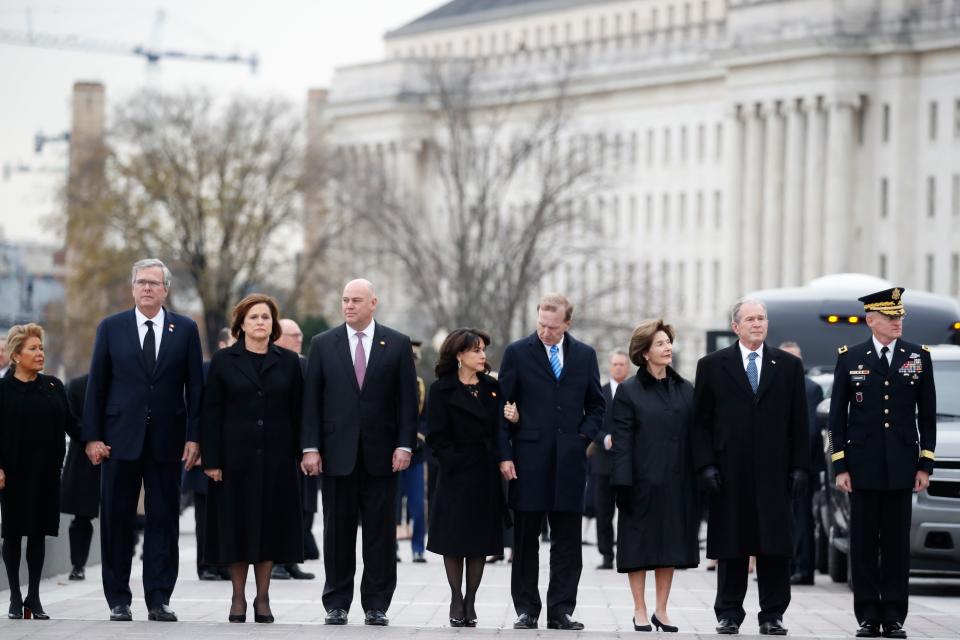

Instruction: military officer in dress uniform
[828,287,936,639]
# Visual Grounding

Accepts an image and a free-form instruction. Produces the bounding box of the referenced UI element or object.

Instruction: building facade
[311,0,960,372]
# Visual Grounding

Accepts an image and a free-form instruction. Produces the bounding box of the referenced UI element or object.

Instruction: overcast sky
[0,0,440,243]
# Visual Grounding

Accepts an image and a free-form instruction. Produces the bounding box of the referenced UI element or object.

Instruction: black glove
[614,486,632,513]
[699,465,722,495]
[790,468,808,498]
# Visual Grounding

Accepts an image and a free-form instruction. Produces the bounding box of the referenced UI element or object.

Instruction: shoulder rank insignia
[922,344,930,352]
[838,345,848,354]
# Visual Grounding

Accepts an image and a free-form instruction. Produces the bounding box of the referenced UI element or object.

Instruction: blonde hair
[5,323,45,372]
[537,293,573,322]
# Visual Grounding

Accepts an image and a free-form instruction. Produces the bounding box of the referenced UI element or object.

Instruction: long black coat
[301,322,419,477]
[691,342,810,558]
[0,374,77,537]
[201,340,304,563]
[60,374,101,518]
[611,368,699,571]
[497,332,605,513]
[589,383,616,476]
[425,373,506,557]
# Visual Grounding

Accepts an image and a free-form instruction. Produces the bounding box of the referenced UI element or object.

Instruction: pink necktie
[354,331,366,388]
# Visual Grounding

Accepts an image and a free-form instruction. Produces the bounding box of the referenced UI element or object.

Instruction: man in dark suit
[300,278,418,627]
[828,287,936,639]
[692,298,810,636]
[591,349,629,570]
[498,293,605,631]
[82,258,203,622]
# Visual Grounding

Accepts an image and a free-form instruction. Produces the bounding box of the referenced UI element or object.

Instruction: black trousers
[512,510,582,620]
[100,454,181,609]
[303,511,320,560]
[715,556,791,625]
[320,452,397,612]
[69,515,95,568]
[850,489,912,625]
[791,487,814,578]
[593,474,616,563]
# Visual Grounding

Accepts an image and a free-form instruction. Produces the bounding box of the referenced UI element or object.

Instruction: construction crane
[0,9,259,72]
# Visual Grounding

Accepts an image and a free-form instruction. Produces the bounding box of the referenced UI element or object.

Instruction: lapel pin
[491,391,497,397]
[899,348,905,353]
[866,350,872,355]
[771,360,776,365]
[380,340,386,346]
[858,364,864,370]
[168,324,175,332]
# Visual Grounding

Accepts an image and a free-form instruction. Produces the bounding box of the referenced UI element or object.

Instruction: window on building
[714,190,722,229]
[680,126,688,163]
[611,196,620,235]
[879,253,887,279]
[684,3,692,26]
[613,133,622,171]
[599,15,607,39]
[584,18,591,41]
[926,254,935,291]
[927,176,936,217]
[929,101,938,141]
[667,5,675,28]
[677,261,687,312]
[696,191,704,227]
[701,0,709,22]
[952,253,959,297]
[563,23,571,43]
[953,174,959,217]
[697,124,705,162]
[662,193,671,230]
[695,260,703,311]
[629,195,638,234]
[630,11,638,35]
[679,193,687,229]
[645,194,654,230]
[661,260,670,311]
[880,177,889,219]
[646,128,655,166]
[954,98,960,138]
[630,131,639,165]
[652,8,659,31]
[712,260,721,311]
[715,122,723,160]
[663,127,671,164]
[882,103,890,143]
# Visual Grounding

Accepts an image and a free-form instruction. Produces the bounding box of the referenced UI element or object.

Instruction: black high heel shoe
[633,616,652,631]
[23,598,49,620]
[228,597,247,622]
[652,613,678,632]
[450,617,466,627]
[253,598,273,624]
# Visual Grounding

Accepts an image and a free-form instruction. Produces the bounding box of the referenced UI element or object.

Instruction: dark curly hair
[435,328,492,378]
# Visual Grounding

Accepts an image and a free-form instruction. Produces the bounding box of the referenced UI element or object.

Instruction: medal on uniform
[855,392,863,403]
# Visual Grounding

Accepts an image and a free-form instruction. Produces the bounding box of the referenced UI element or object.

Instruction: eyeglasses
[134,279,164,289]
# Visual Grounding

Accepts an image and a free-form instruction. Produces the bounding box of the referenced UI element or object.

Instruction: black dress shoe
[882,622,907,638]
[325,608,348,625]
[285,565,315,580]
[69,566,86,581]
[198,568,221,581]
[633,617,652,631]
[547,613,584,630]
[789,573,814,586]
[450,617,466,627]
[716,618,740,634]
[652,613,678,632]
[147,604,178,622]
[596,560,613,570]
[228,612,246,623]
[270,565,292,580]
[365,609,389,626]
[857,622,881,637]
[110,605,133,621]
[23,597,49,620]
[759,619,788,635]
[514,612,538,629]
[8,600,22,619]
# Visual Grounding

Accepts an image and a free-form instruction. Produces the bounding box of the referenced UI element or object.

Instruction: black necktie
[877,346,889,375]
[143,320,156,372]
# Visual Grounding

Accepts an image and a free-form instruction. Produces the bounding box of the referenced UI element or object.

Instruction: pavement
[1,511,959,639]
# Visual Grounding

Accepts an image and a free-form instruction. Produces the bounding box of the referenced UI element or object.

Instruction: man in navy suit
[83,258,203,622]
[300,278,419,627]
[497,293,605,631]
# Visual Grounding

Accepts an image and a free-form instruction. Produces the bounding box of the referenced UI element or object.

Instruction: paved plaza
[1,510,958,639]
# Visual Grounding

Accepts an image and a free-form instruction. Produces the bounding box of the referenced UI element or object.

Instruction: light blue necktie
[549,344,563,379]
[746,351,759,393]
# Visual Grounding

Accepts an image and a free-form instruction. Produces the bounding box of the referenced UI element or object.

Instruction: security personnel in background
[828,287,936,640]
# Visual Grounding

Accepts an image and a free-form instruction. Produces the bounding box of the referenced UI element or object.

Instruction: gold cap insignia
[892,288,901,301]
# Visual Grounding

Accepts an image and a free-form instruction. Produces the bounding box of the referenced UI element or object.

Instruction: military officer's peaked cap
[858,287,906,316]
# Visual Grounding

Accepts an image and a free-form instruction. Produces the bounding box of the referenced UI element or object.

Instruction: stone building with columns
[309,0,960,372]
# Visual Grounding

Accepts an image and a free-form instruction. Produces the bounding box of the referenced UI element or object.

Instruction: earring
[457,360,462,369]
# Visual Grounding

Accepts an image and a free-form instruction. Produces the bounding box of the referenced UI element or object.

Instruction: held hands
[914,470,930,493]
[835,471,852,493]
[699,465,722,495]
[204,469,223,482]
[0,468,5,490]
[182,441,200,471]
[84,440,111,465]
[499,460,517,481]
[790,468,808,498]
[503,402,520,424]
[392,448,412,472]
[300,451,322,476]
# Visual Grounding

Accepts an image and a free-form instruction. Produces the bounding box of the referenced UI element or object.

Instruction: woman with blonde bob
[610,319,699,632]
[0,323,78,620]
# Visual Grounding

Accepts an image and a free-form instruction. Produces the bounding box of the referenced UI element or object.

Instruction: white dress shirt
[603,379,621,450]
[872,336,897,365]
[542,336,565,368]
[738,341,763,381]
[135,307,165,358]
[348,320,375,366]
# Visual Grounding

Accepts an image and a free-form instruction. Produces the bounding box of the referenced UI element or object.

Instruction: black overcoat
[691,342,810,558]
[0,373,77,537]
[60,374,101,518]
[610,368,699,571]
[497,332,605,513]
[589,383,615,476]
[425,373,506,557]
[201,340,304,564]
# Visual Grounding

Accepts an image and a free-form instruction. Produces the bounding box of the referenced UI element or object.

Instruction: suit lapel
[153,309,175,377]
[558,334,573,382]
[720,343,754,398]
[335,324,361,394]
[363,324,388,392]
[127,309,154,378]
[754,343,777,400]
[261,344,281,377]
[527,334,555,379]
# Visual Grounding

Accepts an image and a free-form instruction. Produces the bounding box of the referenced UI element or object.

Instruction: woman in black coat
[611,319,699,632]
[201,294,304,624]
[0,324,77,619]
[426,328,516,627]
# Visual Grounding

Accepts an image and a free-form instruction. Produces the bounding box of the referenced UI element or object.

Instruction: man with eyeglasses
[82,258,203,622]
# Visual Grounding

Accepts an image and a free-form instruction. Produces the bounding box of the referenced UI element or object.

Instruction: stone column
[741,102,765,293]
[781,98,806,287]
[760,101,785,289]
[721,103,745,308]
[822,95,859,275]
[802,96,826,283]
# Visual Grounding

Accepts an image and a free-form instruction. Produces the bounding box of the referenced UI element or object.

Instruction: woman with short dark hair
[201,294,304,623]
[611,319,699,632]
[426,328,515,627]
